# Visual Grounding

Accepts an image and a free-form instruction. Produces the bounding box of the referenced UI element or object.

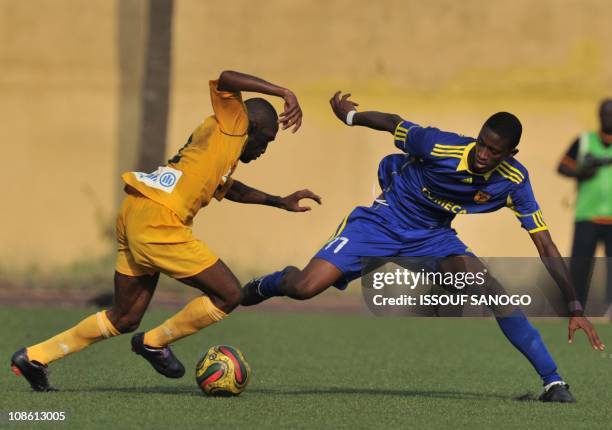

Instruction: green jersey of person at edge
[558,98,612,311]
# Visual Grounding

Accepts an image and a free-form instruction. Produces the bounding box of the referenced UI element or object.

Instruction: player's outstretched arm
[530,230,605,351]
[217,70,302,132]
[225,180,321,212]
[329,91,403,133]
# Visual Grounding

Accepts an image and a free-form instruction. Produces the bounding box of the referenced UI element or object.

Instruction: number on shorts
[325,236,349,254]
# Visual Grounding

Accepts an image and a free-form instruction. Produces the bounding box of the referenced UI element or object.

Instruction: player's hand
[281,189,322,212]
[279,90,302,133]
[577,166,598,181]
[329,91,359,124]
[568,316,605,350]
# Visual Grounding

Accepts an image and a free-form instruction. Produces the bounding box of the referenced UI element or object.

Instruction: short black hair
[599,98,612,116]
[245,98,278,129]
[483,112,522,149]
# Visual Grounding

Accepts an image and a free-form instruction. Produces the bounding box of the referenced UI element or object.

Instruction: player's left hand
[280,90,303,133]
[568,316,605,350]
[281,189,322,212]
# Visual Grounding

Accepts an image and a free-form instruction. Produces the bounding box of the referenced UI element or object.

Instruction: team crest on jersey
[474,190,492,203]
[461,177,473,184]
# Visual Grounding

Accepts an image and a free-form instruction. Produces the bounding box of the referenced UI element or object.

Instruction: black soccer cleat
[10,348,58,392]
[131,333,185,378]
[539,382,576,403]
[240,277,269,307]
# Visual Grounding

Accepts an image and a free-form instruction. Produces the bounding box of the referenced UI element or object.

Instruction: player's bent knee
[107,309,143,334]
[212,287,242,314]
[114,316,143,334]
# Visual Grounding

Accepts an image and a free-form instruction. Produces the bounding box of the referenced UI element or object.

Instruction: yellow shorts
[115,192,218,279]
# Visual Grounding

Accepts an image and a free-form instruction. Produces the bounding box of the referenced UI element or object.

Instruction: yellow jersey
[122,80,248,225]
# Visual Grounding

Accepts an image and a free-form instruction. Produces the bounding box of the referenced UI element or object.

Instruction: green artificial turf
[1,307,611,429]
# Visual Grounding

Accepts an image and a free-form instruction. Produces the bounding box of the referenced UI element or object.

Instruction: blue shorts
[314,203,473,289]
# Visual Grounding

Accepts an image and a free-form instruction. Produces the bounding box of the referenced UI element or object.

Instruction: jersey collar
[600,131,612,145]
[455,142,496,180]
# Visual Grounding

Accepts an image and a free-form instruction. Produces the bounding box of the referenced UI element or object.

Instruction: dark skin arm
[530,230,605,350]
[225,180,322,212]
[556,140,597,180]
[217,70,302,132]
[330,90,605,350]
[557,161,597,180]
[329,91,402,133]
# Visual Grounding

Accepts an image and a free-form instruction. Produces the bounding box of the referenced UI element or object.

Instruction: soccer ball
[195,345,251,396]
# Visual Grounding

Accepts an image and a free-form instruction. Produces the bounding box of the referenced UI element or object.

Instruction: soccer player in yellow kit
[11,70,321,391]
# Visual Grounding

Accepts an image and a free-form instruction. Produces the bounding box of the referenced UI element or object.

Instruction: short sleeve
[559,138,579,169]
[393,120,464,158]
[209,80,249,136]
[506,175,548,233]
[214,177,234,201]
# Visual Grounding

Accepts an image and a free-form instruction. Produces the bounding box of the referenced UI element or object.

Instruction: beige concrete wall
[1,0,118,267]
[2,0,611,278]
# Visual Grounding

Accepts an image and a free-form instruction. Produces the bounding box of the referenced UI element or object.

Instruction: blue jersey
[377,120,548,233]
[313,119,548,289]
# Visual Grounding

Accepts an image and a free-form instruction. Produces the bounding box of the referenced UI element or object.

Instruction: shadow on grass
[66,385,536,401]
[250,387,534,401]
[63,386,202,397]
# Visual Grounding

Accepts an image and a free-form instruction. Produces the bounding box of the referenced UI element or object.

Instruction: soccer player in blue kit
[241,92,606,403]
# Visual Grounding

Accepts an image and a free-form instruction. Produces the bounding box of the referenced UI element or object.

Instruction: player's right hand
[281,189,322,212]
[329,91,359,124]
[577,166,598,181]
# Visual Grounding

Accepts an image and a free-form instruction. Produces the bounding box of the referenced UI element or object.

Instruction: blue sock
[496,313,563,386]
[256,270,286,298]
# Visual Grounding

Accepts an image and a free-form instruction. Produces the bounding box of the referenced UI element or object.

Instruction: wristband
[346,110,357,126]
[568,300,583,313]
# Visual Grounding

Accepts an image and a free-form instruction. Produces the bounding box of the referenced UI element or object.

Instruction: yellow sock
[27,311,120,365]
[143,296,226,348]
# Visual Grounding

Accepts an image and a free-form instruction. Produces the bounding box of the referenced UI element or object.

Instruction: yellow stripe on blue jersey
[431,144,466,156]
[327,214,350,242]
[500,161,525,181]
[394,123,407,149]
[431,143,467,159]
[527,209,548,233]
[396,124,408,133]
[533,210,547,228]
[506,195,548,233]
[395,128,407,138]
[433,144,466,150]
[395,123,408,138]
[394,122,418,152]
[504,207,548,234]
[496,161,525,184]
[431,149,464,154]
[431,152,463,159]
